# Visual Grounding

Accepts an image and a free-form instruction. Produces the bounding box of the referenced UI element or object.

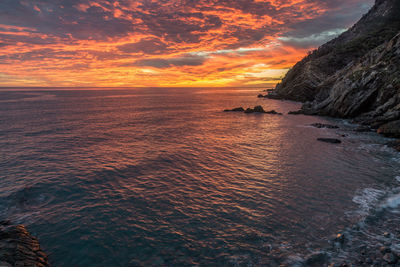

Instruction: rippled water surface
[0,88,399,266]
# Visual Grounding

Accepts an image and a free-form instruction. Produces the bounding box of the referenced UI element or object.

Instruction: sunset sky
[0,0,374,87]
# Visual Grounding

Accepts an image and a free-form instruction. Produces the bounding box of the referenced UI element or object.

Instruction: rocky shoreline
[295,192,400,267]
[0,221,49,267]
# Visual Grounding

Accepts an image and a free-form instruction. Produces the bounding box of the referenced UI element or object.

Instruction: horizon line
[0,86,275,89]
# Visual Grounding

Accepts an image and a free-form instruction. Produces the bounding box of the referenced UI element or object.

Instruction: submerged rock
[354,125,372,132]
[265,110,283,115]
[380,246,391,254]
[386,140,400,151]
[383,252,398,264]
[311,123,339,129]
[304,252,330,266]
[263,93,284,100]
[244,108,255,113]
[224,107,245,112]
[0,221,49,267]
[317,138,342,144]
[253,105,265,113]
[224,106,282,115]
[377,120,400,137]
[288,110,304,115]
[244,106,283,115]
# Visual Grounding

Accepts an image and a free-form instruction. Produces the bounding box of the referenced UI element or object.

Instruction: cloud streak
[0,0,374,87]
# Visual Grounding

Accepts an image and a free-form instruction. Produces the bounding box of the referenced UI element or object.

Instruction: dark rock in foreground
[224,107,245,112]
[0,221,49,267]
[311,123,339,129]
[317,138,342,144]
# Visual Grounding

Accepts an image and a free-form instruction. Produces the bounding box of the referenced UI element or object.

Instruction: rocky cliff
[272,0,400,136]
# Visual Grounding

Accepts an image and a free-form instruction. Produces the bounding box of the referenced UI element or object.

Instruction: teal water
[0,88,399,266]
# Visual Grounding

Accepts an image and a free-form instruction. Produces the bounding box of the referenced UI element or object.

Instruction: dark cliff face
[274,0,400,103]
[307,32,400,119]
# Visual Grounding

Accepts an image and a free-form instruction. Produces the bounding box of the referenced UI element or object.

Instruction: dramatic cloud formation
[0,0,374,87]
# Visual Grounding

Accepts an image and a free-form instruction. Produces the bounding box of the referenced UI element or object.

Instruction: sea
[0,87,399,266]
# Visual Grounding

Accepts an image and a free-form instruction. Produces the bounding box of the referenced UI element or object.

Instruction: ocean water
[0,87,399,266]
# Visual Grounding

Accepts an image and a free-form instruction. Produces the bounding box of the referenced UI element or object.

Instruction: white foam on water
[340,120,353,126]
[392,157,400,163]
[359,143,396,154]
[383,194,400,209]
[352,188,386,214]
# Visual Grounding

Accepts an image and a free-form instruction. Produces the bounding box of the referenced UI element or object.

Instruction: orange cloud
[0,0,374,87]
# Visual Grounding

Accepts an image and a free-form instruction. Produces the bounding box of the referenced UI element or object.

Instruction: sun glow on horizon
[0,0,374,87]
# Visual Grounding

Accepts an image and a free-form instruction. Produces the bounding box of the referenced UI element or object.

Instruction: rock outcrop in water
[0,221,49,267]
[317,138,342,144]
[271,0,400,140]
[224,106,282,115]
[310,123,339,129]
[224,107,245,112]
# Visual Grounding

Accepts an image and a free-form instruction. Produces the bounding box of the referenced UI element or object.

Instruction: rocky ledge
[0,221,49,267]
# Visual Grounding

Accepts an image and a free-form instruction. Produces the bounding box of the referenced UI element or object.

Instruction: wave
[352,188,386,216]
[382,193,400,209]
[0,184,54,224]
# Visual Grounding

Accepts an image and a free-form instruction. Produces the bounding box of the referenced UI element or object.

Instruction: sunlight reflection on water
[0,88,399,266]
